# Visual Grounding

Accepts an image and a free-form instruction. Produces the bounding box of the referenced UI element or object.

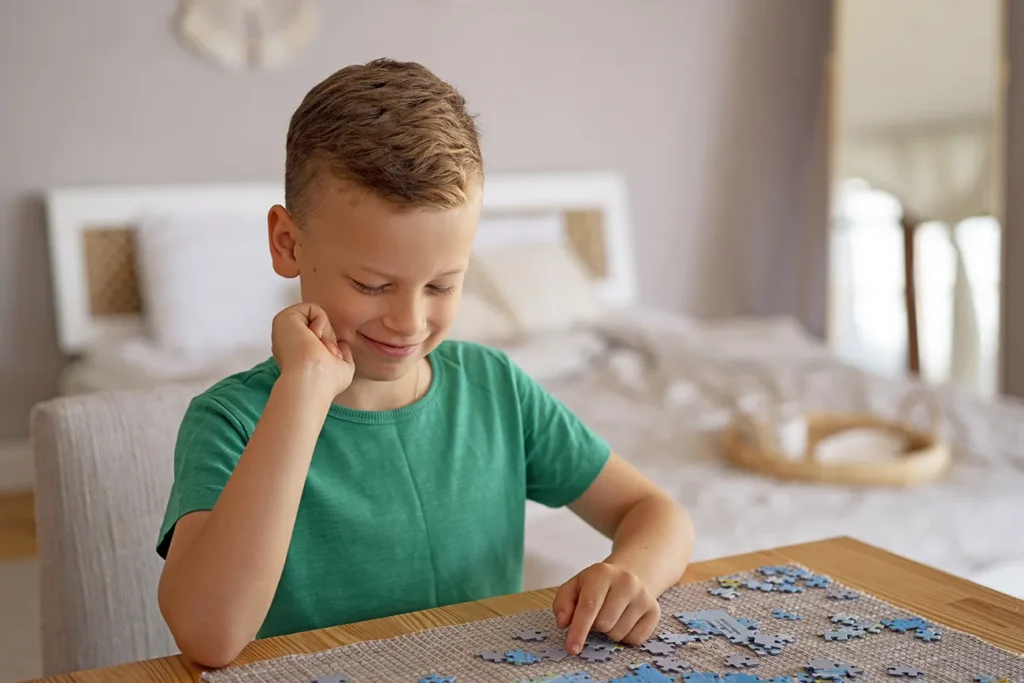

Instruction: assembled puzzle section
[202,564,1024,683]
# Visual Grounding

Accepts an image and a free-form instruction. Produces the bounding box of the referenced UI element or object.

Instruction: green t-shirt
[156,340,611,639]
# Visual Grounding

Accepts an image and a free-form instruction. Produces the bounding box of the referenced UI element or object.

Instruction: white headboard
[44,171,637,355]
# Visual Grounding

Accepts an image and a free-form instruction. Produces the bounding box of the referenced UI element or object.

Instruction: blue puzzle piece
[626,663,676,683]
[778,583,806,593]
[418,676,455,683]
[735,617,759,630]
[764,678,796,683]
[915,627,942,642]
[757,565,791,576]
[544,674,594,683]
[804,575,830,588]
[744,580,775,592]
[723,675,761,683]
[505,649,541,665]
[882,617,931,632]
[771,609,802,620]
[684,674,723,683]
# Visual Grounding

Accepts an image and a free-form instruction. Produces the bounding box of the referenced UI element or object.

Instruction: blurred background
[2,1,1024,681]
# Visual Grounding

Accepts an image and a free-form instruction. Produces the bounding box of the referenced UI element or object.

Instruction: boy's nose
[382,297,426,338]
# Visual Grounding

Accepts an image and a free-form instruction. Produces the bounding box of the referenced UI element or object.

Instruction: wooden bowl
[720,389,952,487]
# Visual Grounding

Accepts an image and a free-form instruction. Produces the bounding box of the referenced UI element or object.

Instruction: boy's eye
[429,284,457,296]
[351,280,386,295]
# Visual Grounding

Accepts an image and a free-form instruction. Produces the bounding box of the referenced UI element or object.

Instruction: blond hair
[285,58,483,223]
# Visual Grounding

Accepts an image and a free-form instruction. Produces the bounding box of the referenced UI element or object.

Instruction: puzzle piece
[882,617,931,632]
[772,609,802,620]
[476,651,506,663]
[848,620,883,634]
[757,565,792,576]
[535,674,593,683]
[973,677,1014,683]
[725,653,759,668]
[723,675,761,683]
[312,676,349,683]
[914,627,941,642]
[763,678,797,683]
[778,583,806,593]
[627,663,677,683]
[826,587,859,600]
[709,587,740,600]
[418,676,455,683]
[735,617,759,630]
[514,629,547,642]
[639,640,676,656]
[822,629,864,641]
[745,580,775,592]
[659,631,710,645]
[676,617,722,636]
[683,674,723,683]
[805,575,831,588]
[830,614,859,625]
[578,646,615,663]
[750,633,793,649]
[717,575,744,588]
[535,647,570,662]
[887,666,925,678]
[506,649,542,665]
[651,657,693,674]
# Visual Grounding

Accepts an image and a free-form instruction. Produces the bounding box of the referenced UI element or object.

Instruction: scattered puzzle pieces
[887,665,925,678]
[830,614,859,625]
[578,646,615,663]
[805,575,831,588]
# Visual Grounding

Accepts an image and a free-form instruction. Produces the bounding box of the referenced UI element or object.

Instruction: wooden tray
[721,389,952,487]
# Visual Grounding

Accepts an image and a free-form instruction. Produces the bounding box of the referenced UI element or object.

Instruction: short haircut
[285,58,483,224]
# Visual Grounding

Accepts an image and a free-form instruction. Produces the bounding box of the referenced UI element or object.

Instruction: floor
[0,489,42,682]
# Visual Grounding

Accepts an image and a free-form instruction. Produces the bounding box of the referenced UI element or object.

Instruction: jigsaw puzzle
[202,564,1024,683]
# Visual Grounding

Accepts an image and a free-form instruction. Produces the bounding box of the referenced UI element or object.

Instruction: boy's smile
[268,176,482,389]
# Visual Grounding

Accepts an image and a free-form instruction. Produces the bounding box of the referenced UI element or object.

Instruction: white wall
[0,0,832,438]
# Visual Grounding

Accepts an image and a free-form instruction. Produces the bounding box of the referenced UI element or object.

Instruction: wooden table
[29,536,1024,682]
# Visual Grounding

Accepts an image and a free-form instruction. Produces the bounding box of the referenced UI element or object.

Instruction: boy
[156,58,694,669]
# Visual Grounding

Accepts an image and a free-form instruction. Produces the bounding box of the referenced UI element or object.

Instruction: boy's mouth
[358,332,421,358]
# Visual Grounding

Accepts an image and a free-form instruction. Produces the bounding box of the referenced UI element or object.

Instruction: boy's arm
[158,303,352,668]
[553,452,694,653]
[158,371,336,668]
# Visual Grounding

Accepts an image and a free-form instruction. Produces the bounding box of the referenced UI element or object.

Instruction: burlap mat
[202,564,1023,682]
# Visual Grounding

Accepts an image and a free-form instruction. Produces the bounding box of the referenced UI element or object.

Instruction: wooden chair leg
[902,213,921,376]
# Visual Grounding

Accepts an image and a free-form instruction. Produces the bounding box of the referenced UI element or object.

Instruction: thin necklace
[411,360,421,405]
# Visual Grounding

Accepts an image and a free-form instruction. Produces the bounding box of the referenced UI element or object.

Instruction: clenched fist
[271,302,355,399]
[552,562,661,654]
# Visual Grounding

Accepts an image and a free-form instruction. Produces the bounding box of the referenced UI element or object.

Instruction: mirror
[828,0,1006,397]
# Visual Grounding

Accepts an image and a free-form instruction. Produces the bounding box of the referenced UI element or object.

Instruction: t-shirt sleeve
[156,394,248,559]
[510,359,612,508]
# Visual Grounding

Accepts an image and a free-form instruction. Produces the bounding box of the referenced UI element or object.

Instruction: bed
[43,172,1024,601]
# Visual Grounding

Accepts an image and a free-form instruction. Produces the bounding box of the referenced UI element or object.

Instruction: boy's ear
[268,205,301,278]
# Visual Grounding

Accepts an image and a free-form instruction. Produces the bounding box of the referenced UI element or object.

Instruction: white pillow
[469,241,604,335]
[134,210,297,355]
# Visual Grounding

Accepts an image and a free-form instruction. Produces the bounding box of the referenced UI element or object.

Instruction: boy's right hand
[271,302,355,399]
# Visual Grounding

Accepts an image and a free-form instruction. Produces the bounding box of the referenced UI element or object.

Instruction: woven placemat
[202,565,1023,682]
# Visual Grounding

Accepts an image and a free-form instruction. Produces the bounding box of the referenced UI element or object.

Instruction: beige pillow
[469,241,604,335]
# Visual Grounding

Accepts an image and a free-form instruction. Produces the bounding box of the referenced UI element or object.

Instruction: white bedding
[62,308,1024,599]
[521,308,1024,599]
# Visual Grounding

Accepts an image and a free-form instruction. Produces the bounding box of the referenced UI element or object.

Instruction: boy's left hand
[552,561,661,655]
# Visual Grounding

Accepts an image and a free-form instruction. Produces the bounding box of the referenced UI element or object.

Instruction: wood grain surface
[27,536,1024,682]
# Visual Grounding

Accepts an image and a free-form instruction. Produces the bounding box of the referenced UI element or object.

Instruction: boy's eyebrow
[358,266,466,279]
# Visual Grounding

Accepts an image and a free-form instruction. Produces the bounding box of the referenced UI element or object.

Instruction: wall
[0,0,832,439]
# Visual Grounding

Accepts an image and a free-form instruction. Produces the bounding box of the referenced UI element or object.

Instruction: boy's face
[269,178,481,382]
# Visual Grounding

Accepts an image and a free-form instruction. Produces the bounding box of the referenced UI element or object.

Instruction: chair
[29,382,208,675]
